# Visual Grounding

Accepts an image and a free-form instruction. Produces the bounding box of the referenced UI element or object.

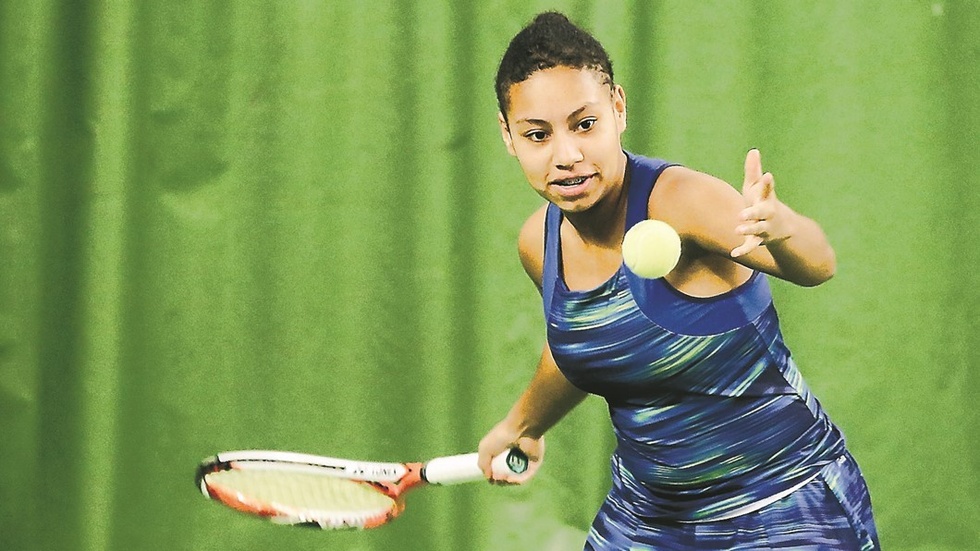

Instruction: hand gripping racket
[196,448,528,529]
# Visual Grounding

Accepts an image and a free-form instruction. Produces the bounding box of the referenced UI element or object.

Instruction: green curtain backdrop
[1,1,978,549]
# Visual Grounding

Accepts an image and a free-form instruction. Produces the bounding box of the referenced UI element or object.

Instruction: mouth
[549,173,596,196]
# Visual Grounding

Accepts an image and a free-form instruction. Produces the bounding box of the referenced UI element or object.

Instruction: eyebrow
[513,104,595,127]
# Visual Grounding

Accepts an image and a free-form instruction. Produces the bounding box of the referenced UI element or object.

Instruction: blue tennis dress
[542,152,879,550]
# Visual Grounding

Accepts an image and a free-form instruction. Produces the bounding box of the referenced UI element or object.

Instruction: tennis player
[477,11,879,550]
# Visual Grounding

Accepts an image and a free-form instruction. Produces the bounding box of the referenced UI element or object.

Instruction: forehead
[506,66,611,121]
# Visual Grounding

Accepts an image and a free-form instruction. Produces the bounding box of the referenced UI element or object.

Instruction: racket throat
[373,462,423,498]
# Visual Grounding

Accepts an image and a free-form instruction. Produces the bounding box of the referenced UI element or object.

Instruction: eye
[578,118,597,132]
[524,130,549,143]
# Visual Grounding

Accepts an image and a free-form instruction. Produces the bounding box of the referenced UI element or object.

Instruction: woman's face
[499,66,628,214]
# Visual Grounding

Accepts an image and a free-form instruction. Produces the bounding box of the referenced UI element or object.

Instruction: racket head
[196,451,421,530]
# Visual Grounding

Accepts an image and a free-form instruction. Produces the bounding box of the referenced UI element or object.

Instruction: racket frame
[196,448,526,529]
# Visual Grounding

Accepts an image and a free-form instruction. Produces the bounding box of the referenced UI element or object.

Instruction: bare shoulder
[650,166,745,248]
[649,166,742,225]
[518,204,549,291]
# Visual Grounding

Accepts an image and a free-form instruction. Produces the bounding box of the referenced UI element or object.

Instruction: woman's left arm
[656,149,836,287]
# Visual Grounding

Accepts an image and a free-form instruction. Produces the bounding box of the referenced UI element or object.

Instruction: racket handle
[423,448,529,485]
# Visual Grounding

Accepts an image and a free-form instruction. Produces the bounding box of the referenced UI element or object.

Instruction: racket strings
[205,468,396,525]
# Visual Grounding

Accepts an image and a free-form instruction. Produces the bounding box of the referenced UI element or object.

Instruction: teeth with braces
[557,176,588,186]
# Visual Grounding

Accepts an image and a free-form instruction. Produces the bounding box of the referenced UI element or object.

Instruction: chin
[552,196,600,213]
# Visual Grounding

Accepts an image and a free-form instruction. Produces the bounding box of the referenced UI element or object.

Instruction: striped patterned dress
[542,152,879,549]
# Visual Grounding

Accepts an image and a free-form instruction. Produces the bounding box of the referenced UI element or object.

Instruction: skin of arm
[653,150,836,290]
[477,206,589,482]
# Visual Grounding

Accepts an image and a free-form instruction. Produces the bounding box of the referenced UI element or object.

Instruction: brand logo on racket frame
[349,463,405,480]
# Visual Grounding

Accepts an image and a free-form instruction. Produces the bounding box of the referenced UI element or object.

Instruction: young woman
[476,12,879,550]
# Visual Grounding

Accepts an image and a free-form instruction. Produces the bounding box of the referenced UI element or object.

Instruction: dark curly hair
[495,11,615,121]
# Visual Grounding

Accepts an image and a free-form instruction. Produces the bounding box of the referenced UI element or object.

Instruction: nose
[552,131,584,170]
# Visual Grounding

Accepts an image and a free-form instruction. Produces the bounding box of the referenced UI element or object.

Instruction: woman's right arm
[477,344,588,482]
[476,207,589,482]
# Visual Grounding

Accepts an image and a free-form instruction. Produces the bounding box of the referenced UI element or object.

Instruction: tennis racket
[196,448,528,530]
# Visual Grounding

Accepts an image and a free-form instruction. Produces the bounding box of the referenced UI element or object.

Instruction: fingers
[739,198,776,223]
[743,148,763,189]
[732,196,774,257]
[480,435,544,486]
[731,235,763,258]
[477,435,503,480]
[477,431,499,479]
[743,147,775,204]
[736,220,770,237]
[737,150,775,258]
[758,172,774,200]
[477,450,492,480]
[743,172,775,205]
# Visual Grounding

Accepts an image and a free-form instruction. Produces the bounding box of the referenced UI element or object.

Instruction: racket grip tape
[422,448,529,485]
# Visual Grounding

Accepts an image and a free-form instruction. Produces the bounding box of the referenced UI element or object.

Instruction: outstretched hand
[731,149,793,258]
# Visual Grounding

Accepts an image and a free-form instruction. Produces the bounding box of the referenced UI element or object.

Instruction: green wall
[1,1,978,549]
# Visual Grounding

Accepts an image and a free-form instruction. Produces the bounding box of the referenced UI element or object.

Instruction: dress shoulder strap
[542,202,563,318]
[624,152,675,230]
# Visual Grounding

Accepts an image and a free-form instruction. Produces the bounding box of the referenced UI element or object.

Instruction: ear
[612,84,627,133]
[498,112,517,156]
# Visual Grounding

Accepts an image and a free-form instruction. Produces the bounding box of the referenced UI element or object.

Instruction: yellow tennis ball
[622,220,681,279]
